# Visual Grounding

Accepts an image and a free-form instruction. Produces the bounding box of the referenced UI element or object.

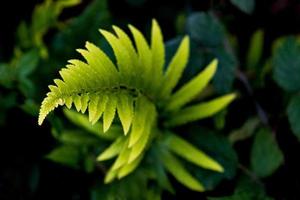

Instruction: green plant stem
[236,70,269,126]
[238,163,263,186]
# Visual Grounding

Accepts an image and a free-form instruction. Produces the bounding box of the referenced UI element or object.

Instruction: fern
[39,19,236,191]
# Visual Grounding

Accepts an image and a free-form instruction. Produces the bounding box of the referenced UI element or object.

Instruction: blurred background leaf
[230,0,255,14]
[250,128,284,178]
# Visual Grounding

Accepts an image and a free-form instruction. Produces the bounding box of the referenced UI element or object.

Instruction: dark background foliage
[1,0,300,199]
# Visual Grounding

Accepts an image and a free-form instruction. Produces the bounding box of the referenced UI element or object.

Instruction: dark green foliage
[250,128,284,178]
[0,0,299,199]
[52,0,111,59]
[186,12,237,93]
[273,37,300,92]
[209,177,272,200]
[230,0,255,14]
[186,127,238,190]
[273,37,300,141]
[287,95,300,141]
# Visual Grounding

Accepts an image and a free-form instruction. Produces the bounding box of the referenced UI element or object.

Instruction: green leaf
[118,153,143,179]
[186,127,238,190]
[18,78,36,98]
[21,99,39,116]
[273,37,300,92]
[16,49,39,78]
[103,93,117,132]
[160,36,190,98]
[99,29,134,85]
[229,117,260,143]
[151,147,175,193]
[111,140,131,170]
[246,30,264,70]
[128,96,155,148]
[185,13,237,93]
[151,19,165,95]
[46,145,81,168]
[166,93,236,126]
[287,95,300,140]
[117,92,134,135]
[186,12,224,47]
[212,48,237,93]
[251,128,284,178]
[112,25,139,85]
[208,176,272,200]
[0,63,14,88]
[97,137,126,161]
[128,119,152,163]
[161,150,205,192]
[52,0,111,57]
[128,24,153,91]
[31,0,80,49]
[58,129,103,146]
[230,0,255,14]
[166,59,218,111]
[164,133,223,172]
[88,94,108,125]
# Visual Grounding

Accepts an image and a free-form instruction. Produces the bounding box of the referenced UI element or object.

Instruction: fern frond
[39,19,236,190]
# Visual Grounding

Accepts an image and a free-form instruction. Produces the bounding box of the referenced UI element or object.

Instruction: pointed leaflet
[80,93,89,113]
[104,167,118,184]
[39,96,61,125]
[39,80,67,125]
[112,25,139,84]
[166,93,236,127]
[164,133,223,172]
[128,125,151,163]
[84,41,119,82]
[161,150,205,192]
[151,19,165,94]
[88,94,99,122]
[128,96,150,147]
[128,24,152,91]
[88,94,109,124]
[118,153,143,179]
[99,29,133,85]
[166,59,218,111]
[97,137,126,161]
[117,91,134,135]
[77,44,116,86]
[63,62,90,90]
[64,95,73,109]
[73,94,82,111]
[58,68,78,92]
[160,36,189,98]
[67,59,103,88]
[103,93,117,132]
[111,141,131,170]
[128,100,156,162]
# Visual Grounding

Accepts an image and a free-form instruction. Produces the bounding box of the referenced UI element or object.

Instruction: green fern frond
[39,19,236,191]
